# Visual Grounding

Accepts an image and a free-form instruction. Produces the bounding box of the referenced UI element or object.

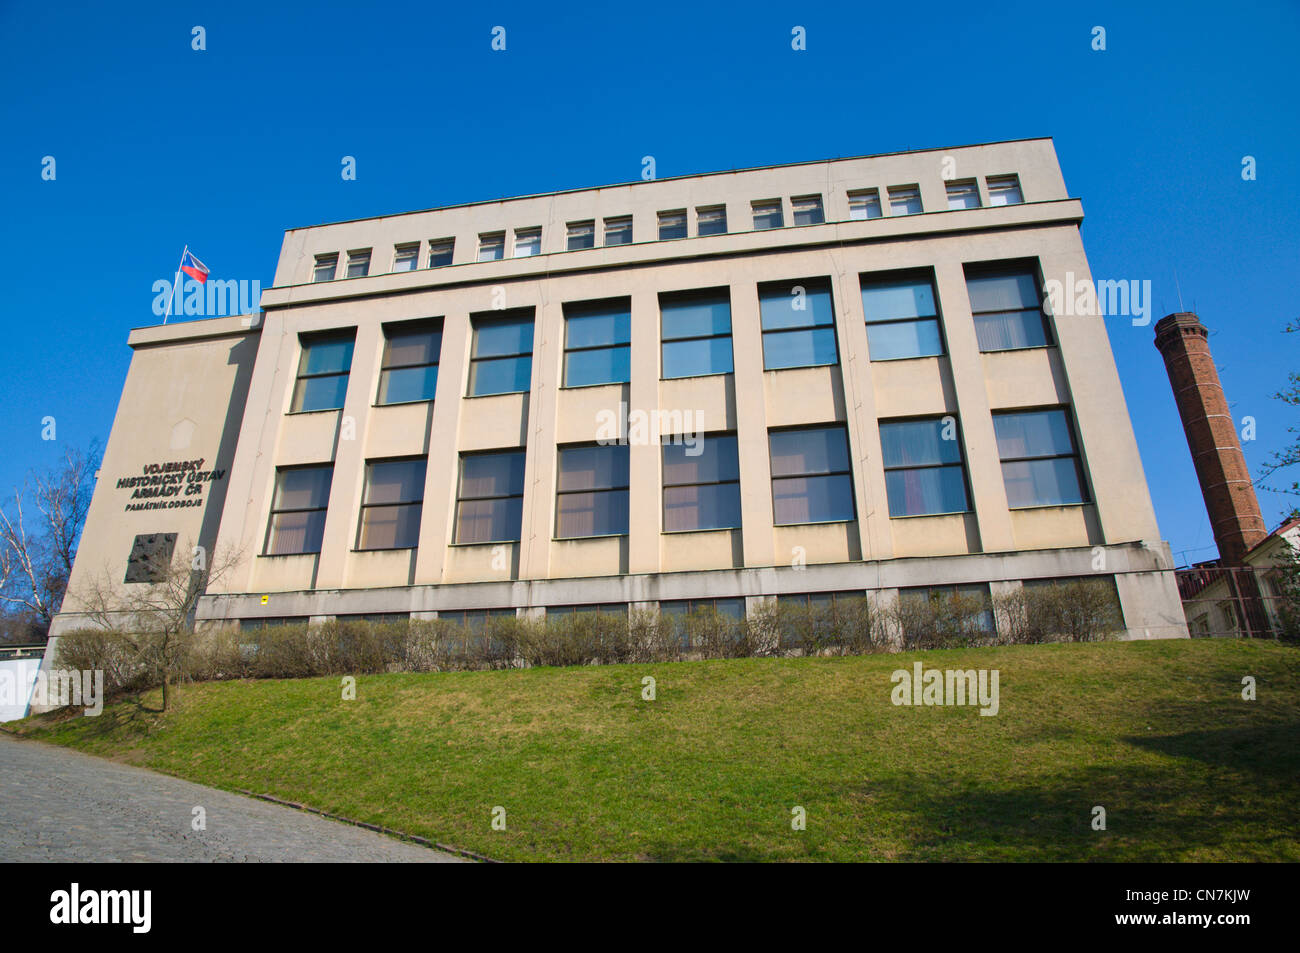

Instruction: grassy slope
[13,639,1300,862]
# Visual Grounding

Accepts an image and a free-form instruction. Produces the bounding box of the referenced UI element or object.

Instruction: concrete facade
[50,138,1188,644]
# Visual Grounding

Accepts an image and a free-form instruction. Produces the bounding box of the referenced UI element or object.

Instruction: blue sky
[1,0,1297,566]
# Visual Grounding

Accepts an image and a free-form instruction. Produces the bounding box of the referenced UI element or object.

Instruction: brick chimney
[1154,312,1268,565]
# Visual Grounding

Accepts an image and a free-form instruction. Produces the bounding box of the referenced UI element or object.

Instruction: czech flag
[180,249,210,284]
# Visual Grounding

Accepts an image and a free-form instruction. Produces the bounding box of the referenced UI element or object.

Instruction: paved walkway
[0,734,464,862]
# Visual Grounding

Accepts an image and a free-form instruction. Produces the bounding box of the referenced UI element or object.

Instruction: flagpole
[163,244,187,325]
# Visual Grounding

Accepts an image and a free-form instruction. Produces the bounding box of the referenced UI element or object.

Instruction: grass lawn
[12,638,1300,862]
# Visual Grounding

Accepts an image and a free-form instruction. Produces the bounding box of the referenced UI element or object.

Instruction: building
[1177,519,1297,637]
[46,137,1188,651]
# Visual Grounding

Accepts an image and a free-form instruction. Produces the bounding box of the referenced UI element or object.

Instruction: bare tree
[72,540,243,711]
[0,441,100,638]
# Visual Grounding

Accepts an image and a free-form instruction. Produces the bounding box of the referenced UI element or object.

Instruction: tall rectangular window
[567,220,595,250]
[860,271,944,361]
[357,458,426,550]
[759,279,838,370]
[556,444,630,538]
[965,263,1051,351]
[993,408,1087,507]
[313,253,338,282]
[660,288,733,379]
[888,185,922,215]
[879,418,970,517]
[752,199,784,230]
[658,210,687,240]
[392,243,419,272]
[378,320,441,405]
[427,238,454,267]
[696,205,727,236]
[563,298,631,387]
[345,249,371,278]
[291,330,355,413]
[986,174,1023,206]
[603,216,632,246]
[477,232,505,262]
[266,465,333,555]
[663,434,741,532]
[455,450,526,544]
[848,189,882,220]
[791,195,825,226]
[769,426,855,525]
[946,180,981,210]
[513,227,541,257]
[468,311,534,396]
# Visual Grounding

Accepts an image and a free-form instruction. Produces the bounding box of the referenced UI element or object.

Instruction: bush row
[55,580,1122,696]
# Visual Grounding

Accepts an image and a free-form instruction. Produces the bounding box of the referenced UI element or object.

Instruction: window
[377,321,440,405]
[563,298,631,387]
[455,450,526,544]
[567,221,595,250]
[887,185,922,215]
[986,174,1023,206]
[357,458,426,550]
[392,243,419,272]
[860,271,944,361]
[752,199,783,230]
[899,583,994,635]
[660,288,733,379]
[660,598,744,619]
[313,254,338,282]
[338,613,411,625]
[240,616,309,631]
[266,465,332,555]
[477,232,505,262]
[663,434,741,532]
[441,608,515,631]
[427,238,454,267]
[791,195,825,226]
[124,533,177,583]
[696,205,727,236]
[556,444,629,538]
[965,263,1051,351]
[769,426,855,525]
[345,249,371,278]
[513,227,541,257]
[993,408,1088,508]
[547,603,627,617]
[291,330,355,412]
[848,189,882,220]
[603,216,632,246]
[758,279,838,370]
[658,209,687,240]
[879,418,970,517]
[777,591,865,610]
[468,311,533,396]
[946,180,981,210]
[662,598,744,645]
[1022,576,1122,628]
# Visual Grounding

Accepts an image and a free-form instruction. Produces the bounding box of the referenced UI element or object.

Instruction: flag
[180,249,209,284]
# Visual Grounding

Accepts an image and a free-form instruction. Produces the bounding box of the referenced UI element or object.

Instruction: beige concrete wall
[54,315,259,630]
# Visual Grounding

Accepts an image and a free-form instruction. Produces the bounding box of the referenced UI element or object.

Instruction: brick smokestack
[1154,312,1267,565]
